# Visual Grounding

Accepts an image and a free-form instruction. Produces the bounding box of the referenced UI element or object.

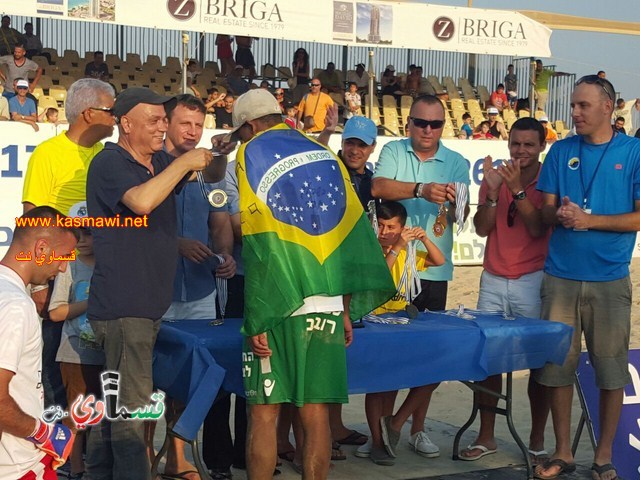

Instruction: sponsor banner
[577,350,640,480]
[3,124,638,264]
[1,0,551,57]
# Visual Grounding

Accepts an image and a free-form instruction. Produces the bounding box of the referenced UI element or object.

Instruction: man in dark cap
[84,87,225,480]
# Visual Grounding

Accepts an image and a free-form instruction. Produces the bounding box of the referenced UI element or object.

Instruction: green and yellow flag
[237,124,394,336]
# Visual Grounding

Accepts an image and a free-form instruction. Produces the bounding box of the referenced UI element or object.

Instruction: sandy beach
[447,258,640,349]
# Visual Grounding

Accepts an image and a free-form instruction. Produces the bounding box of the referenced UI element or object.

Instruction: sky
[432,0,640,101]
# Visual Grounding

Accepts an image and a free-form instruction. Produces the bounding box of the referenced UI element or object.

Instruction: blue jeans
[477,270,543,318]
[85,317,160,480]
[42,319,67,408]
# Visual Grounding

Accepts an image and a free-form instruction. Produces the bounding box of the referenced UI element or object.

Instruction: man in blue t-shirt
[534,75,640,480]
[9,78,37,131]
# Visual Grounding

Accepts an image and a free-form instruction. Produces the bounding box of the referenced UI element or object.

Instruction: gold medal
[433,205,447,238]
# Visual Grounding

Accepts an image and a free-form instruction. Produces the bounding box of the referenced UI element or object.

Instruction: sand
[447,258,640,348]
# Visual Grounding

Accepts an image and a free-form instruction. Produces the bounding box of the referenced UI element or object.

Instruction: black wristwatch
[512,190,526,201]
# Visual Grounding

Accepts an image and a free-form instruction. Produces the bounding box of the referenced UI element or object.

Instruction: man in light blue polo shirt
[372,94,470,311]
[9,78,37,131]
[373,94,470,462]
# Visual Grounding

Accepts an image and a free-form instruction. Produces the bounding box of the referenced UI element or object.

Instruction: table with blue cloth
[153,311,572,479]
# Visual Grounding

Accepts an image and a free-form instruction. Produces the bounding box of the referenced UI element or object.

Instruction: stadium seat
[62,49,81,66]
[126,53,142,70]
[165,57,182,73]
[204,113,216,129]
[105,54,122,70]
[49,86,67,105]
[277,66,293,79]
[31,87,44,100]
[38,95,58,110]
[329,92,344,107]
[36,75,53,90]
[442,77,460,99]
[58,76,76,90]
[427,76,445,95]
[145,54,162,70]
[400,95,412,120]
[32,55,50,70]
[42,48,59,64]
[57,107,67,122]
[148,82,166,95]
[534,110,547,120]
[476,85,491,106]
[518,110,531,118]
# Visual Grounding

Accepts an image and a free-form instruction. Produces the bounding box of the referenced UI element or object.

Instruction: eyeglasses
[575,75,615,101]
[310,83,321,87]
[89,106,115,115]
[507,201,517,227]
[410,117,444,129]
[16,86,28,90]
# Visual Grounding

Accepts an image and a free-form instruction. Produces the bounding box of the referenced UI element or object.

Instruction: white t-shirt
[0,265,46,478]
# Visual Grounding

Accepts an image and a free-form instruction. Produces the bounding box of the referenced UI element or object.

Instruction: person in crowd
[472,121,494,140]
[362,201,444,466]
[380,65,402,98]
[0,94,8,120]
[612,116,626,135]
[214,94,235,130]
[539,116,558,143]
[504,64,518,109]
[284,102,297,129]
[84,87,223,479]
[48,205,103,479]
[532,59,569,112]
[160,94,236,480]
[22,22,43,59]
[464,117,551,465]
[458,113,473,139]
[346,63,369,95]
[9,78,38,131]
[234,36,256,80]
[21,78,116,412]
[0,206,77,479]
[291,48,310,88]
[613,98,633,135]
[215,34,235,76]
[0,43,42,99]
[224,65,250,96]
[274,87,286,113]
[204,87,224,113]
[84,51,109,79]
[533,75,640,480]
[403,65,420,97]
[343,82,361,123]
[372,94,470,460]
[0,15,24,56]
[597,70,606,79]
[489,84,509,112]
[296,78,334,134]
[487,107,508,140]
[317,62,343,95]
[231,88,394,480]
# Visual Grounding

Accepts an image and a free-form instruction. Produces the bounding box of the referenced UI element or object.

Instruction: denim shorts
[477,269,543,318]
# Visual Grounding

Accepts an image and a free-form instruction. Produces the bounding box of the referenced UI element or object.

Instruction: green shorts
[243,312,348,406]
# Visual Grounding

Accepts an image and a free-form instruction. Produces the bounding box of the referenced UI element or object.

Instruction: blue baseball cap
[342,116,377,145]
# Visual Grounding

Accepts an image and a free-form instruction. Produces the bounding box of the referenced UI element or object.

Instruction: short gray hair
[65,78,115,124]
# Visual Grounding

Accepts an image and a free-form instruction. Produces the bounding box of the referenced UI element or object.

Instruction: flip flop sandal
[459,444,497,461]
[161,470,201,480]
[277,450,296,463]
[591,463,619,480]
[336,429,368,446]
[331,442,347,461]
[534,458,576,479]
[528,449,550,466]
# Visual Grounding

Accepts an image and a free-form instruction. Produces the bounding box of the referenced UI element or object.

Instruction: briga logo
[167,0,196,21]
[433,16,455,41]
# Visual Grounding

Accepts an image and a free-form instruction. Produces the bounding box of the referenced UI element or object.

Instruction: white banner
[4,123,639,265]
[0,0,551,57]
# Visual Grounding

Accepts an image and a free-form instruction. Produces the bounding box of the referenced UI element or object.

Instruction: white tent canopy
[0,0,551,57]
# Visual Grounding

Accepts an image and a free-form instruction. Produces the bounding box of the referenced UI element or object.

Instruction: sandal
[335,430,368,446]
[277,450,295,463]
[534,458,576,479]
[591,463,618,480]
[528,449,550,466]
[331,441,347,461]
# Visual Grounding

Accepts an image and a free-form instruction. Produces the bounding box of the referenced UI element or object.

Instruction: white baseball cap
[16,79,29,88]
[539,116,549,123]
[487,107,499,114]
[230,89,282,135]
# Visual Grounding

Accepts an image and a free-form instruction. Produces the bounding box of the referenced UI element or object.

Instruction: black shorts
[235,47,255,68]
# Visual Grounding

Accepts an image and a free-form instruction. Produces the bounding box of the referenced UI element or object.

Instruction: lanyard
[578,132,615,209]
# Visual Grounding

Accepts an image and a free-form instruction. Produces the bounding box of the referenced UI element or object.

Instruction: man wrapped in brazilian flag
[229,89,394,479]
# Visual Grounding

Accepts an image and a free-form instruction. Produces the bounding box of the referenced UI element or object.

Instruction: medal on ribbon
[433,204,447,238]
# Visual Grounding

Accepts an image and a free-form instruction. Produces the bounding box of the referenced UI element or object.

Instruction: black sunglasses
[310,83,321,87]
[507,201,517,227]
[575,75,615,101]
[410,117,444,130]
[89,106,115,115]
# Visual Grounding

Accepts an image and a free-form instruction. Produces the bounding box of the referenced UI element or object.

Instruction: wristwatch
[485,197,498,207]
[414,182,425,198]
[512,190,526,201]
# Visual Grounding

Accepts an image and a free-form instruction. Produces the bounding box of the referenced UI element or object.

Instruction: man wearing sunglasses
[296,78,334,134]
[8,79,37,131]
[372,95,470,460]
[21,78,116,418]
[466,118,551,464]
[533,76,640,480]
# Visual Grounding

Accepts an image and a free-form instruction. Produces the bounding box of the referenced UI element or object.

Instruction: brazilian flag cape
[237,124,395,336]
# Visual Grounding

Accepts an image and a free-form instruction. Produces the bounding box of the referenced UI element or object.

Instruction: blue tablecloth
[153,312,572,440]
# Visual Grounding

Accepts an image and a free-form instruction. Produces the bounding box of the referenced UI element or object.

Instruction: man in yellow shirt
[296,78,334,134]
[21,77,115,410]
